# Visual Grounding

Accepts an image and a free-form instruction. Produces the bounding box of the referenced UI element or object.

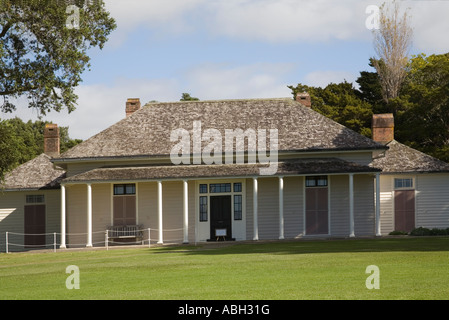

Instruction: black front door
[210,196,232,241]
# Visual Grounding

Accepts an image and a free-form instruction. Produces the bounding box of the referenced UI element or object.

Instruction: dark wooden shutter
[113,196,136,226]
[24,205,46,248]
[394,190,415,232]
[306,187,328,235]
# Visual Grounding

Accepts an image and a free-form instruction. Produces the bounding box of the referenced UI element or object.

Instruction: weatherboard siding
[416,174,449,229]
[379,173,449,234]
[245,175,376,240]
[0,190,60,252]
[258,177,280,240]
[160,181,184,243]
[329,175,350,236]
[309,174,375,237]
[0,192,24,252]
[283,176,304,238]
[66,184,88,247]
[353,175,375,236]
[379,175,394,234]
[92,184,111,245]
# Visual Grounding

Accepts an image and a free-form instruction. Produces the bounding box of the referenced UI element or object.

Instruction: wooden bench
[107,225,144,243]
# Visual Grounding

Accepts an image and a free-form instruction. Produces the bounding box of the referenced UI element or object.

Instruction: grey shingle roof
[64,158,380,183]
[372,140,449,173]
[2,154,66,190]
[57,98,385,160]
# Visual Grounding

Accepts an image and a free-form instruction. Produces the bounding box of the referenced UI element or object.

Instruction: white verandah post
[86,183,93,247]
[157,180,163,244]
[183,180,189,244]
[375,173,381,236]
[253,177,259,241]
[349,173,355,238]
[279,176,284,240]
[60,184,67,249]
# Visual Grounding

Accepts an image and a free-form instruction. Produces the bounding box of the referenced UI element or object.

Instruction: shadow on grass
[150,236,449,256]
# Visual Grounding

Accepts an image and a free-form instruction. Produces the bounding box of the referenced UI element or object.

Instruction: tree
[394,53,449,162]
[371,1,413,106]
[355,58,387,114]
[180,93,199,101]
[288,82,374,137]
[0,120,21,182]
[0,118,83,181]
[0,0,116,115]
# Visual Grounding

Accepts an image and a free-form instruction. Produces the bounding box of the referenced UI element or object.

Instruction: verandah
[58,173,382,249]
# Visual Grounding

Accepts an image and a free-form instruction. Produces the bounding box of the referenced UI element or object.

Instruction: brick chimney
[126,98,141,117]
[296,92,311,108]
[372,114,394,144]
[44,123,60,158]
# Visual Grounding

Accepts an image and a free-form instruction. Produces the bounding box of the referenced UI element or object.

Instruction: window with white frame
[394,178,413,189]
[306,176,328,188]
[113,184,136,195]
[26,195,45,204]
[234,195,242,220]
[199,196,208,222]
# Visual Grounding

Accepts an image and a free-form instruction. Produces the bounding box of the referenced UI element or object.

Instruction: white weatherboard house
[371,114,449,234]
[1,95,449,252]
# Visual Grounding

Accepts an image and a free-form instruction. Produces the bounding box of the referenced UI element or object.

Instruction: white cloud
[103,0,449,53]
[1,78,180,140]
[1,62,294,140]
[103,0,375,45]
[407,1,449,54]
[103,0,207,46]
[183,62,294,100]
[205,0,371,43]
[104,0,205,31]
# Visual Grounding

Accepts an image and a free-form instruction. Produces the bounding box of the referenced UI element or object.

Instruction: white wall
[0,190,61,252]
[379,173,449,234]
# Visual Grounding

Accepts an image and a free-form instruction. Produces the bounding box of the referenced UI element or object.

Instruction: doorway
[305,188,329,235]
[210,195,232,241]
[394,190,415,232]
[24,205,46,248]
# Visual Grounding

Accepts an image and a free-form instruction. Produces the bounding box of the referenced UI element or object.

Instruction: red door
[394,190,415,232]
[24,205,46,248]
[306,187,329,235]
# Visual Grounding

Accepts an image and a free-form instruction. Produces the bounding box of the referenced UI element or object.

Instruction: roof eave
[52,147,388,165]
[62,171,381,185]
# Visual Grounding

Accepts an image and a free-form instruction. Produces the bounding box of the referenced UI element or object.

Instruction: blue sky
[3,0,449,140]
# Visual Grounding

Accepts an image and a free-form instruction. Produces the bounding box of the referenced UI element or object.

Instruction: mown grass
[0,237,448,300]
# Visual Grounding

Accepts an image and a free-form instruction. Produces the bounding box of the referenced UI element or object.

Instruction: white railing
[2,227,191,253]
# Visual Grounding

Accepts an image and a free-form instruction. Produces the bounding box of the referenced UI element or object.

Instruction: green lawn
[0,237,448,300]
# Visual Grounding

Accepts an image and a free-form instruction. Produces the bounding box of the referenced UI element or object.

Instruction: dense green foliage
[0,0,116,115]
[0,1,113,180]
[180,93,200,101]
[1,238,448,300]
[0,118,82,180]
[289,81,374,138]
[289,53,449,162]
